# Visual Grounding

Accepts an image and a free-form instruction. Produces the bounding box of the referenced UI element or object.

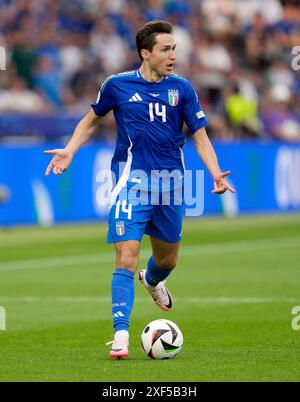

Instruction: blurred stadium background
[0,0,300,225]
[1,0,300,382]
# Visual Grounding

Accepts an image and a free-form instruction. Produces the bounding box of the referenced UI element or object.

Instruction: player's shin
[111,269,135,333]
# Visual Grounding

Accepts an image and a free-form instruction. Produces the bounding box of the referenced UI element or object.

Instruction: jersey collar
[136,69,168,84]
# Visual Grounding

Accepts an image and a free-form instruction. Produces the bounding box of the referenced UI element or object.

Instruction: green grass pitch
[0,214,300,382]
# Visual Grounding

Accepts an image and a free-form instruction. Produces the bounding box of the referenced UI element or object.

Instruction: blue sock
[145,256,173,286]
[111,268,135,333]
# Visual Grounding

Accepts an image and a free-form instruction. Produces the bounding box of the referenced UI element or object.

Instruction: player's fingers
[56,163,67,172]
[45,161,54,176]
[212,187,226,194]
[44,150,57,155]
[214,177,227,191]
[45,158,66,176]
[212,181,236,194]
[221,170,231,178]
[225,183,236,193]
[54,165,65,175]
[53,166,60,175]
[212,182,226,194]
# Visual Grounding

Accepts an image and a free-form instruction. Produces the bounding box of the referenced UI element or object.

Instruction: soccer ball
[141,319,183,359]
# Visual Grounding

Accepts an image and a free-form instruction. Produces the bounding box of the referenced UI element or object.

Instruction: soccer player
[44,20,235,359]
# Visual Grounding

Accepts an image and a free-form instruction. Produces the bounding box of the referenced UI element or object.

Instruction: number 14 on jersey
[149,102,167,123]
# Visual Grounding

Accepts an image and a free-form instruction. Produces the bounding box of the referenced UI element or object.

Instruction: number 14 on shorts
[115,200,132,220]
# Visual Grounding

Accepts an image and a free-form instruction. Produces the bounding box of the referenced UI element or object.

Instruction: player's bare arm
[44,108,102,176]
[193,127,236,194]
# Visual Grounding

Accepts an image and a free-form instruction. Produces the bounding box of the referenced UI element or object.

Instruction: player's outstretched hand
[44,149,74,176]
[212,171,236,194]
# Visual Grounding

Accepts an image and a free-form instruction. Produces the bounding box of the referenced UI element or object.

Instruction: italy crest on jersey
[168,89,179,106]
[116,221,125,236]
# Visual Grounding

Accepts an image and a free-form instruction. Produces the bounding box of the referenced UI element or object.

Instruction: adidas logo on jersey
[129,93,143,102]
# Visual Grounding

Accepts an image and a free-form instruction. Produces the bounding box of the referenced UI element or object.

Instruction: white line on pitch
[0,296,298,304]
[0,236,300,272]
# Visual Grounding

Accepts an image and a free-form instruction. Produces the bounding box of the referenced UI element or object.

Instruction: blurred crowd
[1,0,300,142]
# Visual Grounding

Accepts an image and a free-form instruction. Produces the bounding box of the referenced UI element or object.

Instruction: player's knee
[116,249,138,270]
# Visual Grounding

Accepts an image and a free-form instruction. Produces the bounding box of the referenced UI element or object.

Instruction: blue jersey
[91,69,207,190]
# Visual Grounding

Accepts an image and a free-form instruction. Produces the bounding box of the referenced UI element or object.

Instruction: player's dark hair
[136,20,173,61]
